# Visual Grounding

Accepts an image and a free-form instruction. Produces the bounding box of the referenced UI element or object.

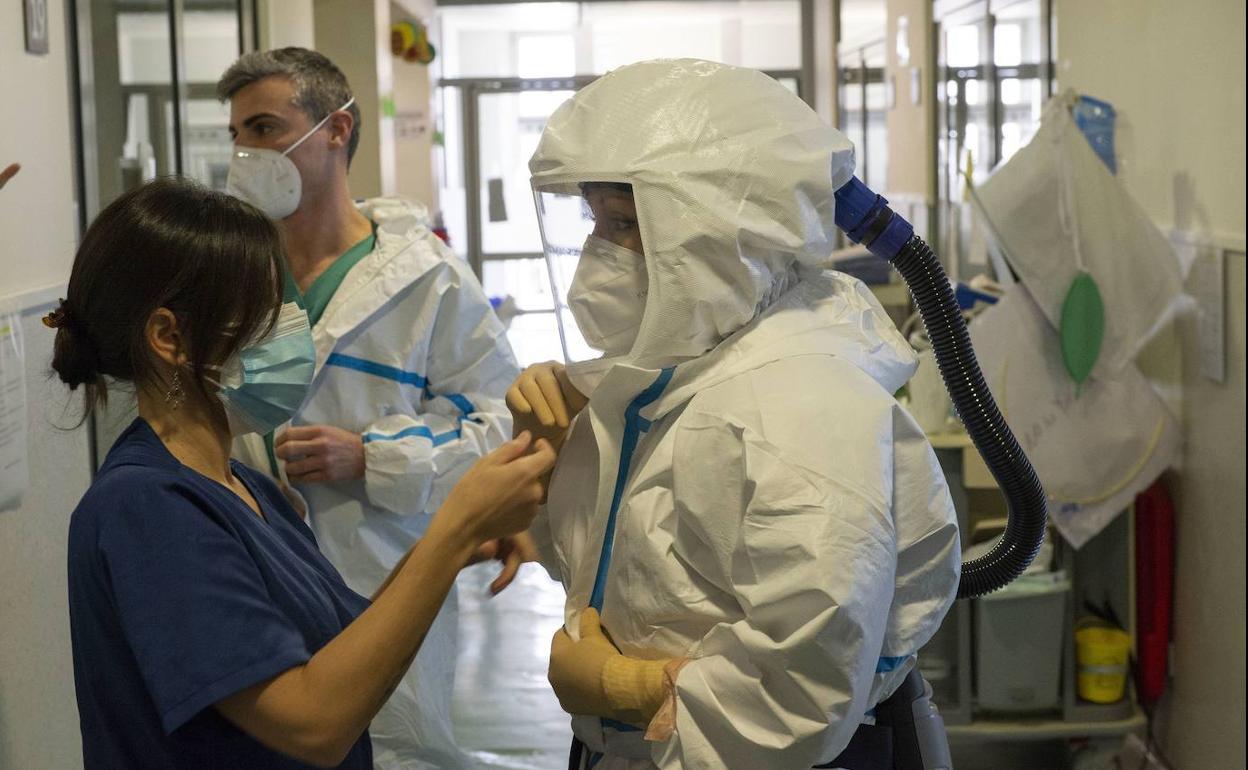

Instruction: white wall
[259,0,315,50]
[1054,1,1246,767]
[314,0,395,199]
[1055,0,1246,241]
[812,0,837,126]
[884,0,934,200]
[1,0,80,298]
[391,0,438,209]
[0,1,93,768]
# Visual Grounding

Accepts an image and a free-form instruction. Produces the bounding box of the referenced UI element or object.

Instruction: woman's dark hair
[50,176,284,413]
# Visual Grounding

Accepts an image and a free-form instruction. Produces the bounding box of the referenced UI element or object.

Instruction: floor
[452,561,572,769]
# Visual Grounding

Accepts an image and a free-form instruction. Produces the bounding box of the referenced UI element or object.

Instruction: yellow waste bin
[1075,623,1131,703]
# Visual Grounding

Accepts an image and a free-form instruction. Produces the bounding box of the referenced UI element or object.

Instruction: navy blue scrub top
[67,419,373,769]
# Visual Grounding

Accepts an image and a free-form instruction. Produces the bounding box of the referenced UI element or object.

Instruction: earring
[164,369,186,410]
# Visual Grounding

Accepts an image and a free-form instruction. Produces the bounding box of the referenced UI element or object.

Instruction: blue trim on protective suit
[327,352,429,387]
[441,393,478,416]
[362,425,461,446]
[582,368,675,744]
[876,655,909,673]
[588,367,676,612]
[326,352,478,416]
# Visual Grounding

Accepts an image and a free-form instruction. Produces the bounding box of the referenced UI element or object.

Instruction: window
[936,0,1053,280]
[836,0,888,215]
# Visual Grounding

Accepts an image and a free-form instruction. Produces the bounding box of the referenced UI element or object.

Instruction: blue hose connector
[833,176,915,262]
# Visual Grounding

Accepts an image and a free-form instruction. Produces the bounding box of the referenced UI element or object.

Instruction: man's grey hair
[217,47,362,165]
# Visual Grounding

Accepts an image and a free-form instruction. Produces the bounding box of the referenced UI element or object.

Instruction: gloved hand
[548,608,671,725]
[506,361,589,450]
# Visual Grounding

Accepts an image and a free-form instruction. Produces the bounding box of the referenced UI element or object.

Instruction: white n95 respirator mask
[226,97,355,220]
[208,302,316,437]
[567,235,648,356]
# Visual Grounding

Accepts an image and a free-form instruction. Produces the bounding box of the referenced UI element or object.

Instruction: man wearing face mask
[217,48,520,770]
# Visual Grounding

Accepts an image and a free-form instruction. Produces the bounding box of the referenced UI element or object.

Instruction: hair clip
[42,300,70,329]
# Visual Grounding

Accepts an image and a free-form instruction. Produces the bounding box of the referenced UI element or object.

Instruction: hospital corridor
[1,1,1244,769]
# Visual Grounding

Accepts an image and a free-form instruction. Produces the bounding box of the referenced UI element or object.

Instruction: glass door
[470,81,587,366]
[75,0,255,219]
[994,0,1051,163]
[72,0,257,467]
[862,42,890,191]
[936,0,1053,281]
[180,2,252,190]
[837,40,887,249]
[837,43,888,191]
[937,1,993,281]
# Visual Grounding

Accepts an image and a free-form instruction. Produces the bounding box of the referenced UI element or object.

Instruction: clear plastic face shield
[534,181,649,367]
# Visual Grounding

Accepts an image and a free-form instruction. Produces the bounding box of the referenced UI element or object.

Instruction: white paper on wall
[0,305,29,511]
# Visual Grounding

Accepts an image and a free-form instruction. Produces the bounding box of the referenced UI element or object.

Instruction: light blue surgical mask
[209,302,316,436]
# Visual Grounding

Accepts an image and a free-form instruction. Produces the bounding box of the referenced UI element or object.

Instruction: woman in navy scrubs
[50,177,554,769]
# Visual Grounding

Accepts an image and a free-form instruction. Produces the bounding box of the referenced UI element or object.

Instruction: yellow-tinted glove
[548,609,671,725]
[506,361,589,449]
[603,651,669,724]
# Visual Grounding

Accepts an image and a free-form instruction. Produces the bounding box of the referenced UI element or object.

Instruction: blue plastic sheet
[1072,95,1117,174]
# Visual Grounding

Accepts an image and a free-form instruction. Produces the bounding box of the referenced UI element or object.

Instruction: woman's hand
[435,432,556,549]
[506,362,589,447]
[471,531,541,595]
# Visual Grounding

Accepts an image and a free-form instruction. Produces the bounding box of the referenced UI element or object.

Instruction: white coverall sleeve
[652,413,897,770]
[361,264,519,515]
[884,406,960,659]
[528,504,563,582]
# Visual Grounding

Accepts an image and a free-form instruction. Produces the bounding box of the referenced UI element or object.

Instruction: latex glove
[548,608,670,725]
[506,361,589,449]
[276,425,366,484]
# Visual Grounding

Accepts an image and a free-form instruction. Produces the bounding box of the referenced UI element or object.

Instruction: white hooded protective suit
[236,197,518,770]
[528,60,961,770]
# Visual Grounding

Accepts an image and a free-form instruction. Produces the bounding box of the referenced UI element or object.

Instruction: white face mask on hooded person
[567,234,649,357]
[226,97,355,220]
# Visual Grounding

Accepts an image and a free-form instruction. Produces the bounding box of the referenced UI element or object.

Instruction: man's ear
[327,110,355,155]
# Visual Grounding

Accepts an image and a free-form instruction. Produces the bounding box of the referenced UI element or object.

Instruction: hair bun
[49,316,103,391]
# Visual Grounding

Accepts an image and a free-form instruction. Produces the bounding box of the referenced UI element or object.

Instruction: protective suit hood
[312,196,445,368]
[650,269,917,419]
[530,58,857,367]
[356,196,433,238]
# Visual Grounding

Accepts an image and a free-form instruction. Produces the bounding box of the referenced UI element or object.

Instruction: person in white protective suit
[508,59,962,770]
[217,48,521,770]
